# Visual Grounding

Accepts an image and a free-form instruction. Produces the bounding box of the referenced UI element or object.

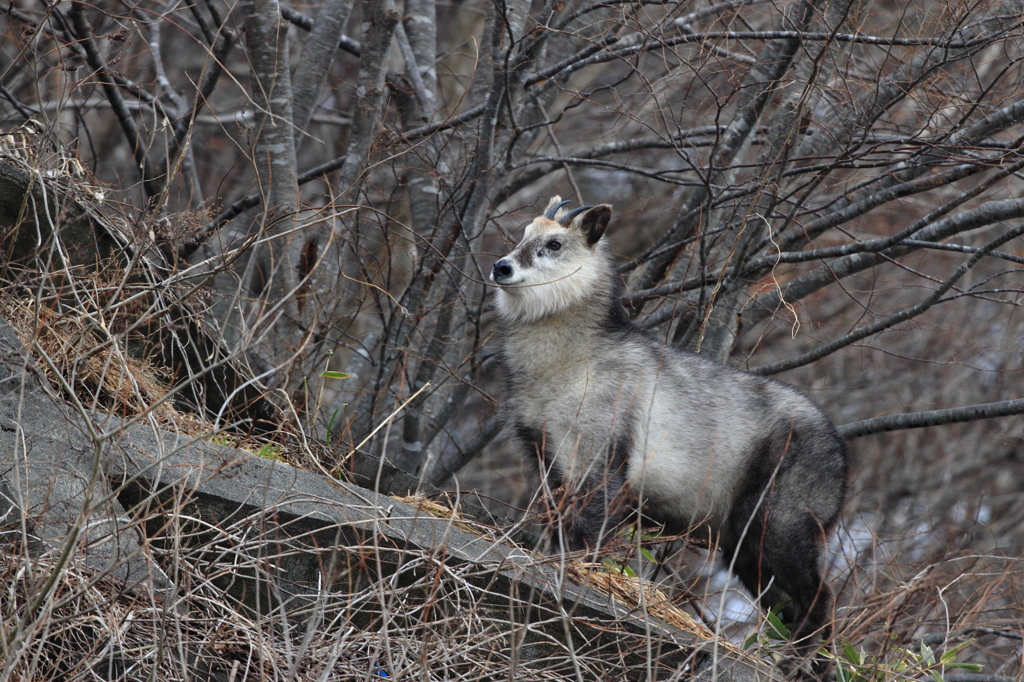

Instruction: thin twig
[341,381,432,463]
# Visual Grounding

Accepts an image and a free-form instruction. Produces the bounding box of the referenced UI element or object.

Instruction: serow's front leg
[558,468,628,552]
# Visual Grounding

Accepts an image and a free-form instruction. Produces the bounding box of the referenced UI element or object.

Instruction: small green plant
[207,433,237,448]
[833,639,982,682]
[625,524,660,562]
[603,525,661,577]
[603,557,638,577]
[743,603,791,652]
[325,404,346,444]
[743,607,982,682]
[254,442,284,461]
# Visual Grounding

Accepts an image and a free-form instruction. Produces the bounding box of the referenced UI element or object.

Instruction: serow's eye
[547,240,562,251]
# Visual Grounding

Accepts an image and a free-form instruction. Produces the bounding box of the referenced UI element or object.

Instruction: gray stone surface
[0,316,165,590]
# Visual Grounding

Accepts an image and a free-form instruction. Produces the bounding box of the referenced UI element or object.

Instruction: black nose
[492,259,513,282]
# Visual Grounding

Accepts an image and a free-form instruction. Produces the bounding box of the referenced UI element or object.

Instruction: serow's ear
[573,205,612,245]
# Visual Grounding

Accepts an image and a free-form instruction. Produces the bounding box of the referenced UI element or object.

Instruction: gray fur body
[491,199,848,660]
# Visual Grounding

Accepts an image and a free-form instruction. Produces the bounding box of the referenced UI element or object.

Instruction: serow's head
[491,197,612,323]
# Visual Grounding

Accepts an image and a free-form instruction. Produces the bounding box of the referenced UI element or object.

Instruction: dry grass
[3,493,1021,682]
[1,291,179,420]
[572,563,727,646]
[0,518,734,681]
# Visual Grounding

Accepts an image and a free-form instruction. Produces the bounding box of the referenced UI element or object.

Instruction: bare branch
[752,220,1024,376]
[899,239,1024,266]
[239,0,300,217]
[774,97,1024,256]
[280,4,362,56]
[402,0,438,113]
[394,24,430,114]
[743,197,1024,330]
[393,0,443,471]
[0,83,40,118]
[626,0,821,295]
[427,417,503,487]
[671,28,1019,48]
[234,0,304,381]
[69,1,159,200]
[839,398,1024,439]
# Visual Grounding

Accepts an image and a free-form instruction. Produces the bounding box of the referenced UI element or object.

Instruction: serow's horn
[544,199,572,220]
[558,205,594,226]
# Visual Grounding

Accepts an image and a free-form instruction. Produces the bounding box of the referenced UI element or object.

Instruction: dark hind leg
[724,423,846,678]
[724,511,834,678]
